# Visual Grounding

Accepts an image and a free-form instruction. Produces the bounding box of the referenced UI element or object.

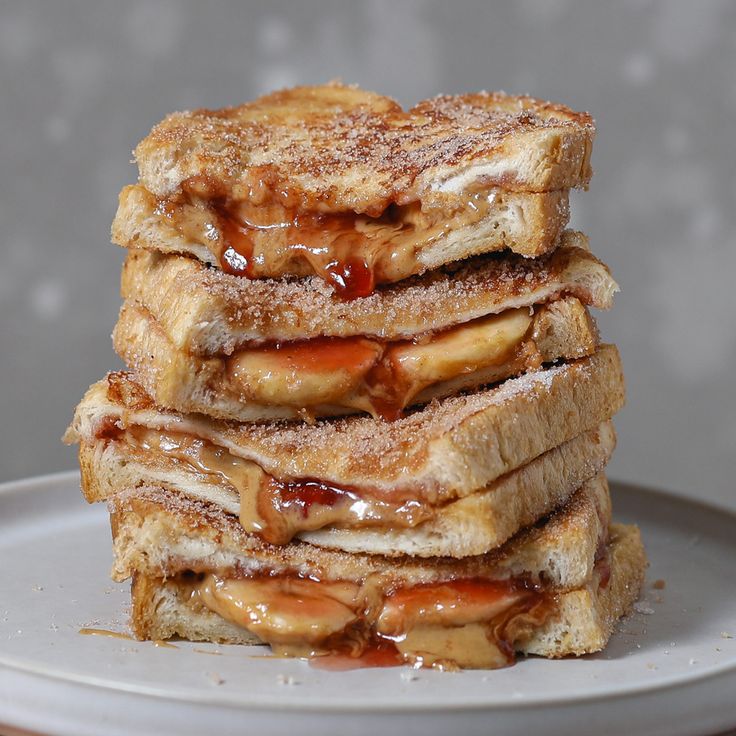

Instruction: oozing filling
[183,572,556,670]
[225,306,537,420]
[149,177,529,298]
[121,427,433,544]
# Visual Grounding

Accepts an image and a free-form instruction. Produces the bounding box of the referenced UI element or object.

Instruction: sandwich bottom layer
[126,524,645,671]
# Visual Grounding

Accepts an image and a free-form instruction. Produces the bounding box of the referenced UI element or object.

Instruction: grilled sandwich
[113,84,595,297]
[107,475,645,670]
[66,345,624,557]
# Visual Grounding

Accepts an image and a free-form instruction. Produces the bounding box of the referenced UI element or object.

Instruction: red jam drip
[268,336,380,374]
[215,204,257,278]
[309,640,403,671]
[213,202,383,300]
[322,256,375,299]
[272,479,352,519]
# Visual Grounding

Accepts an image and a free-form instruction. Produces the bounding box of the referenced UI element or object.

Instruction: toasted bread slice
[128,525,644,666]
[128,525,644,665]
[79,420,614,557]
[300,425,614,557]
[116,485,645,667]
[65,345,624,505]
[134,84,594,209]
[519,524,646,657]
[122,85,593,292]
[119,232,616,354]
[111,475,611,588]
[113,183,571,281]
[113,296,599,421]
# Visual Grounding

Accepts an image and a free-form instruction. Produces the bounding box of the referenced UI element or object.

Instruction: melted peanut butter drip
[251,477,433,544]
[156,180,507,299]
[122,427,434,545]
[79,627,135,640]
[185,572,554,670]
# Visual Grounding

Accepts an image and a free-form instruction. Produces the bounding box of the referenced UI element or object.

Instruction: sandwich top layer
[134,84,594,213]
[65,345,624,505]
[120,233,617,353]
[123,84,594,295]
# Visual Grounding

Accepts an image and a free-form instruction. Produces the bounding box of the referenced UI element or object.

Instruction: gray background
[1,0,734,509]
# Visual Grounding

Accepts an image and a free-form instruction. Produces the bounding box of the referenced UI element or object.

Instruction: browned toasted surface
[76,419,614,558]
[520,523,647,656]
[135,84,595,213]
[120,232,617,352]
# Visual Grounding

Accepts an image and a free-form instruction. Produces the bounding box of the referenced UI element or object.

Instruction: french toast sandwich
[67,346,624,557]
[107,476,645,669]
[65,83,646,671]
[114,84,595,297]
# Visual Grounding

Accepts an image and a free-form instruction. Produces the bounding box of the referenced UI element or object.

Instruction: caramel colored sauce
[79,627,178,649]
[79,627,134,641]
[217,206,256,278]
[309,640,403,670]
[192,575,362,648]
[252,476,433,545]
[157,181,501,299]
[125,425,265,500]
[122,426,432,545]
[184,571,554,670]
[214,202,382,299]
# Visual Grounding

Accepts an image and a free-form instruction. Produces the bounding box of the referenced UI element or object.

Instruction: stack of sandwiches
[66,84,646,670]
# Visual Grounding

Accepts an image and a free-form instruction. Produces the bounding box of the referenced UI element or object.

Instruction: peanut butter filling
[186,572,555,669]
[147,178,551,298]
[121,427,433,544]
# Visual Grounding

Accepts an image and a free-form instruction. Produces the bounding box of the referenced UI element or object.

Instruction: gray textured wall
[1,0,734,510]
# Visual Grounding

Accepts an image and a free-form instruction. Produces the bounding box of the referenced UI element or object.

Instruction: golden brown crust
[119,233,617,353]
[135,84,595,214]
[520,524,647,656]
[67,345,625,502]
[302,425,614,557]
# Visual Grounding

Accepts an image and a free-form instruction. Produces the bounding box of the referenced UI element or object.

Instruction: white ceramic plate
[0,472,735,736]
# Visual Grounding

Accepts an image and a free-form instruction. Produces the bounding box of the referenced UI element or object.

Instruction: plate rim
[1,471,735,715]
